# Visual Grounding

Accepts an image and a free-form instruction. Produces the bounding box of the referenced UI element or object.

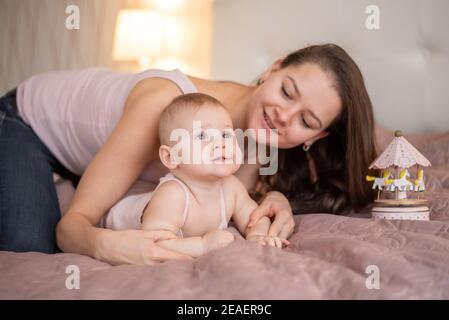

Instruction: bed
[1,135,448,300]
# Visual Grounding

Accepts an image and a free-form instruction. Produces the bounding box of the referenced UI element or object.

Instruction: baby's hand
[247,235,289,248]
[202,230,235,254]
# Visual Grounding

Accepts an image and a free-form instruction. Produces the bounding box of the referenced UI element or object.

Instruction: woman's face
[247,62,342,149]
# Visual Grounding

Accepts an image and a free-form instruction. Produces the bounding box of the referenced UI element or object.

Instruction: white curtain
[0,0,122,93]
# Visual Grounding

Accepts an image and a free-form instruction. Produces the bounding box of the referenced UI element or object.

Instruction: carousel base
[371,202,430,221]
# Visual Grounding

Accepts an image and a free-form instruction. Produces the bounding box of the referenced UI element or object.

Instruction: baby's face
[169,105,242,179]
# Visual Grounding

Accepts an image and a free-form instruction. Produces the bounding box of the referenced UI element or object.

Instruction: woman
[0,44,376,264]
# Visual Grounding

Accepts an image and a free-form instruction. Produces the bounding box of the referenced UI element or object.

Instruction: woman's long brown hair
[251,44,378,214]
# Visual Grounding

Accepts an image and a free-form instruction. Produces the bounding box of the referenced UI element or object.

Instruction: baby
[101,93,289,258]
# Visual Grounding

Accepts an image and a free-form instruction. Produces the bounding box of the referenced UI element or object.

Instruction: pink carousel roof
[369,131,431,169]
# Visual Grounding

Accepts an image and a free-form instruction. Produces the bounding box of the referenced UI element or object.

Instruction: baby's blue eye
[195,131,209,140]
[223,131,233,139]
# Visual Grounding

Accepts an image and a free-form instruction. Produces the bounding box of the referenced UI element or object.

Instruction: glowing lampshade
[112,10,162,67]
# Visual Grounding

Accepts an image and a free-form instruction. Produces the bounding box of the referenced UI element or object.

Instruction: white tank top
[16,68,197,179]
[154,173,229,238]
[99,173,229,235]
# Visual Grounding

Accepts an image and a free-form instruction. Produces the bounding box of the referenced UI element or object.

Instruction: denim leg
[0,96,61,253]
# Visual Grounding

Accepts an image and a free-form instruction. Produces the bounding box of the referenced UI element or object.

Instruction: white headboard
[210,0,449,132]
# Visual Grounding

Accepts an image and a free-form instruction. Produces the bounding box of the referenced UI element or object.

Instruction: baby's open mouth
[212,156,230,161]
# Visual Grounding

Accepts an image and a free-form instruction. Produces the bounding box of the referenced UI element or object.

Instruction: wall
[211,0,449,132]
[2,0,448,132]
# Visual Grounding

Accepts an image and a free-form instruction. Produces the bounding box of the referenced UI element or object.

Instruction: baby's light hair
[158,93,226,145]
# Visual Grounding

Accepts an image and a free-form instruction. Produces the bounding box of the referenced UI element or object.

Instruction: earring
[303,144,310,152]
[257,78,265,85]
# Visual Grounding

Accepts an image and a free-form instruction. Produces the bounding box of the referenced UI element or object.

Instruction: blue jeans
[0,89,80,253]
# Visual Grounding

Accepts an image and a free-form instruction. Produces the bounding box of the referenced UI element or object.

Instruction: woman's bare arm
[56,78,190,265]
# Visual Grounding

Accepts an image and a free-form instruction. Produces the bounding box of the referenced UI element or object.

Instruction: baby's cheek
[232,142,243,161]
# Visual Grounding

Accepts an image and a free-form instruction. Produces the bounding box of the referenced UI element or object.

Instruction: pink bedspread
[1,136,448,299]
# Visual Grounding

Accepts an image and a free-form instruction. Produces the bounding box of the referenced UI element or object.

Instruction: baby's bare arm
[141,181,205,257]
[157,237,205,258]
[227,176,289,248]
[226,176,267,237]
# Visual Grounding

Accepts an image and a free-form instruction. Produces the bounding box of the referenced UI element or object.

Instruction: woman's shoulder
[187,74,249,95]
[123,76,184,114]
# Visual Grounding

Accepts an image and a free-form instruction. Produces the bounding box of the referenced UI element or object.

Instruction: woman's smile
[263,109,279,134]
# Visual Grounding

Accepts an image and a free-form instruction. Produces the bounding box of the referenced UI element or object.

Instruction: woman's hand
[247,191,295,239]
[97,229,193,265]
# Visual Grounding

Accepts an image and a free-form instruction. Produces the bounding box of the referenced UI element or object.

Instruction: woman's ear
[269,58,283,72]
[304,131,329,147]
[159,145,178,170]
[259,58,284,81]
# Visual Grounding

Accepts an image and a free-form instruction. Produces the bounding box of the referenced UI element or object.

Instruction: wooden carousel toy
[366,130,431,220]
